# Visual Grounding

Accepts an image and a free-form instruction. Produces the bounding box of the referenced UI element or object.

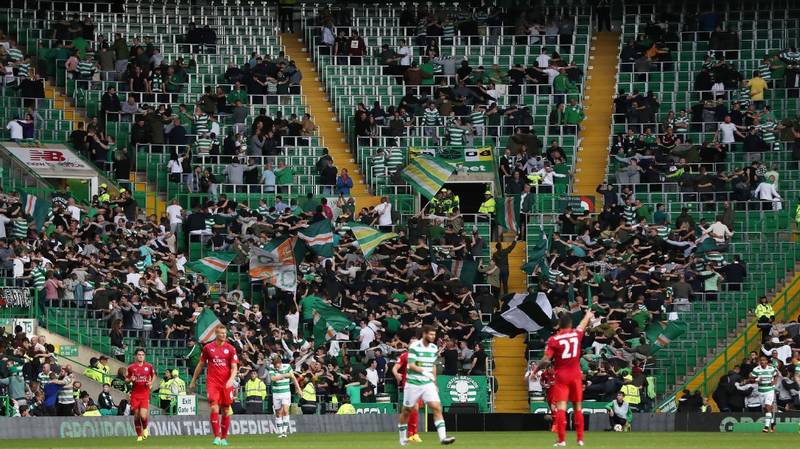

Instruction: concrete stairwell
[492,242,531,413]
[573,32,620,200]
[280,33,381,209]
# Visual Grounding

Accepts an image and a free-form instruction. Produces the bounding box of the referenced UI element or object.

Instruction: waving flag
[497,195,521,234]
[484,292,553,338]
[249,239,297,292]
[401,156,456,199]
[350,223,398,257]
[185,252,236,283]
[21,193,51,230]
[645,320,688,353]
[302,296,355,348]
[297,220,335,258]
[195,309,222,343]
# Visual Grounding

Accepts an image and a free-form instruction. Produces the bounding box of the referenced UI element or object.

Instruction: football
[614,424,624,432]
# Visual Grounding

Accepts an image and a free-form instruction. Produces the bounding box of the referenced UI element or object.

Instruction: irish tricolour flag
[185,252,236,283]
[195,309,222,343]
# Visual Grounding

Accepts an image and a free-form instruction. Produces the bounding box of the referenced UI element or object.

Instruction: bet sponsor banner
[411,146,495,174]
[0,414,397,440]
[437,375,489,413]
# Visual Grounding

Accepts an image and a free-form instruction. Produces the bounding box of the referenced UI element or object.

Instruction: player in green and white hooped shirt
[269,355,300,438]
[398,325,455,446]
[750,355,777,432]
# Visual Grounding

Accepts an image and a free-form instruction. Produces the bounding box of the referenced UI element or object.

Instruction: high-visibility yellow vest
[172,377,186,395]
[301,382,316,402]
[244,378,267,400]
[620,384,640,405]
[159,379,173,401]
[478,198,495,214]
[336,403,355,414]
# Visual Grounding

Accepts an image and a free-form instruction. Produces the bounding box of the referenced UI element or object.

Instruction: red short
[130,394,150,411]
[206,384,234,407]
[549,375,583,403]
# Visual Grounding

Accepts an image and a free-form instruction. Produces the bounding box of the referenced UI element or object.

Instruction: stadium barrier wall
[0,414,397,439]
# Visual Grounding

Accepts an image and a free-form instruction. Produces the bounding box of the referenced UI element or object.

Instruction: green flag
[645,320,688,353]
[438,258,478,285]
[184,252,236,283]
[522,231,549,275]
[400,156,456,199]
[497,195,521,234]
[21,193,51,230]
[304,297,355,348]
[297,220,334,258]
[195,309,222,343]
[349,222,398,257]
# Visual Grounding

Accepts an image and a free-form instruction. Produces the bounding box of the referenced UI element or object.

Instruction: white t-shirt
[544,68,559,85]
[365,367,379,393]
[168,158,183,174]
[536,54,551,68]
[359,325,376,350]
[398,46,412,66]
[166,204,183,224]
[126,272,142,286]
[67,205,81,221]
[6,120,22,139]
[285,311,299,338]
[375,202,392,226]
[718,122,738,144]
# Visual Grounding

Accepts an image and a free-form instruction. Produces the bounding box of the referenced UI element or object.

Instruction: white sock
[765,412,772,428]
[399,424,408,442]
[282,416,290,434]
[435,420,447,441]
[276,416,284,434]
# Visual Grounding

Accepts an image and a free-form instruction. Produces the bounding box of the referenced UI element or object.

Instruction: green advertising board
[55,345,79,357]
[352,403,396,414]
[437,375,490,413]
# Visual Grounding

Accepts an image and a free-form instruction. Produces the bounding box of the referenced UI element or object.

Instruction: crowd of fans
[612,14,800,208]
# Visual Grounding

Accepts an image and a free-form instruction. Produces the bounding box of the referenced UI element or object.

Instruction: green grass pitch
[1,431,797,449]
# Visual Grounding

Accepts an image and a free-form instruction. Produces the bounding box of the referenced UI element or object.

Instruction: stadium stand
[0,0,800,423]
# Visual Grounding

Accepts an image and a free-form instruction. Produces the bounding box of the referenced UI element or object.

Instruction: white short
[273,393,291,410]
[759,390,775,406]
[402,382,439,408]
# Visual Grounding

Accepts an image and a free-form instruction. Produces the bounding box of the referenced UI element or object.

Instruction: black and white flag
[483,292,553,337]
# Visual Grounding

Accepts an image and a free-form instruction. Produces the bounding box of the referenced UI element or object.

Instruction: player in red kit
[126,348,155,442]
[189,325,239,447]
[533,310,593,447]
[391,336,421,443]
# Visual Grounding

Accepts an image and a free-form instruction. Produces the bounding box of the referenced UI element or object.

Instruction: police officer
[244,370,267,414]
[619,375,641,411]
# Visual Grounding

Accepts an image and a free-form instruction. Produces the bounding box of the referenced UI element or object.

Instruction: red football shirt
[544,328,585,374]
[396,352,409,387]
[201,341,239,387]
[127,362,155,396]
